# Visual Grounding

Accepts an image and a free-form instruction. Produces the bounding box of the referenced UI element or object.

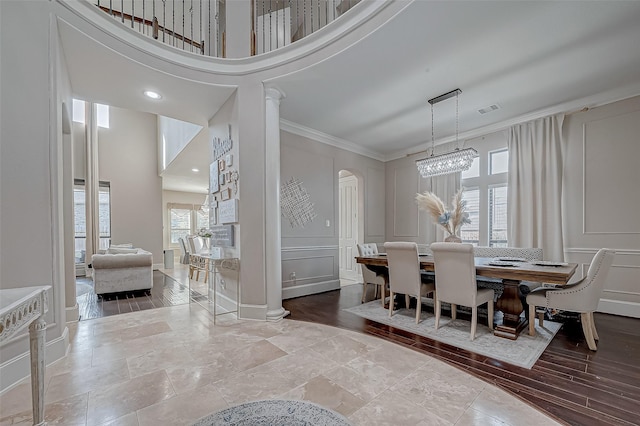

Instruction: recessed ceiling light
[144,90,162,100]
[192,168,199,172]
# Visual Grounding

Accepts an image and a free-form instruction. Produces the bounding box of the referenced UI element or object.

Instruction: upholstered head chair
[384,242,436,324]
[357,243,386,305]
[431,242,494,340]
[527,248,615,350]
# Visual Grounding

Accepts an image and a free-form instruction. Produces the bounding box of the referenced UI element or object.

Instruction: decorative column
[265,87,289,321]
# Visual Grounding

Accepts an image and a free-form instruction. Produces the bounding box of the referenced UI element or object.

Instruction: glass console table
[0,286,51,425]
[188,252,239,323]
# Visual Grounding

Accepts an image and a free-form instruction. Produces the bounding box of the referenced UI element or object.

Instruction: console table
[0,286,51,425]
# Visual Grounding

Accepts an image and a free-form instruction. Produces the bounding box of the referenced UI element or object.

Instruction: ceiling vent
[478,104,500,114]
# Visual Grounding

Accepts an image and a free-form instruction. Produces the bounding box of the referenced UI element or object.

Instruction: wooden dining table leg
[493,279,528,340]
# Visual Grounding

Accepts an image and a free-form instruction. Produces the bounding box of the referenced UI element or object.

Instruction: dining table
[355,254,578,340]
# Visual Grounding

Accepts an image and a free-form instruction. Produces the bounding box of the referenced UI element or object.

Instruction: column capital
[265,87,286,104]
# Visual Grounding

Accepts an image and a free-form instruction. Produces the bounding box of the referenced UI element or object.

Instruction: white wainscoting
[281,245,340,299]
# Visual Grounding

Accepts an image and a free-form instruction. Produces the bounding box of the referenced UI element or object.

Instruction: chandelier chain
[431,103,435,156]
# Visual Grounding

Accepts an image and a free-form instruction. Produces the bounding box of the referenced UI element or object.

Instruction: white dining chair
[526,248,615,350]
[431,242,494,340]
[384,242,436,324]
[357,243,386,305]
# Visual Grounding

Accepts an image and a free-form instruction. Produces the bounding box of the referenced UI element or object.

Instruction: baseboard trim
[598,299,640,318]
[283,279,341,300]
[66,304,79,323]
[0,326,69,394]
[238,303,267,321]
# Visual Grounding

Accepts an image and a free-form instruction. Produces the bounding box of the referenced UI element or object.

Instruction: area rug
[193,400,352,426]
[344,301,562,369]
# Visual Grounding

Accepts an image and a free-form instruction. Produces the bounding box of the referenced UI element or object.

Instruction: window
[461,137,509,247]
[74,179,111,265]
[490,149,508,175]
[460,188,480,245]
[170,208,192,244]
[169,204,209,245]
[72,99,110,128]
[489,185,508,247]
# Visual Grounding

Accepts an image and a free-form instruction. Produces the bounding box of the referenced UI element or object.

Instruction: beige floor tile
[358,342,432,378]
[46,359,130,404]
[136,382,229,426]
[119,321,173,341]
[454,408,510,425]
[86,370,175,426]
[308,334,376,365]
[279,375,367,417]
[322,357,400,402]
[470,386,562,426]
[165,357,240,394]
[0,393,88,426]
[267,322,342,353]
[216,365,299,406]
[227,339,287,372]
[264,346,338,386]
[98,412,139,426]
[90,334,160,368]
[349,389,452,426]
[0,382,37,419]
[126,345,195,378]
[389,362,487,423]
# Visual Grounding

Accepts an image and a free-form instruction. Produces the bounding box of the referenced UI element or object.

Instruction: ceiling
[59,1,640,192]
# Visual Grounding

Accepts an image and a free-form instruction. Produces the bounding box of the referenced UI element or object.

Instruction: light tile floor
[0,303,561,426]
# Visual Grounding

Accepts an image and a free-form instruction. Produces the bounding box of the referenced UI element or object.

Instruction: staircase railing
[94,0,360,58]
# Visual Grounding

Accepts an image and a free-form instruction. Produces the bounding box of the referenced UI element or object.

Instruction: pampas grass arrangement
[415,188,471,238]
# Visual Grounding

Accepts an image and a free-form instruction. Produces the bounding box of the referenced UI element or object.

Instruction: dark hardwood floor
[283,284,640,426]
[77,271,192,320]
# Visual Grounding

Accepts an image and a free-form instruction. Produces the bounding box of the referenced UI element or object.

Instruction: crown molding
[280,119,386,162]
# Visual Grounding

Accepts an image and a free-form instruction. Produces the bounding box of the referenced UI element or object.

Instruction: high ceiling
[60,1,640,192]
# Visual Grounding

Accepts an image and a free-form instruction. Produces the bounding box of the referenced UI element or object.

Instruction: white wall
[563,96,640,318]
[159,115,203,172]
[0,0,69,391]
[280,129,386,299]
[97,106,163,264]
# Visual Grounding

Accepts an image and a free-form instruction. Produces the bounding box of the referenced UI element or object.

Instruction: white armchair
[357,243,386,304]
[527,248,615,350]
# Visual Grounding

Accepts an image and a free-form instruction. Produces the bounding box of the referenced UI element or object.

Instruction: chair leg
[435,298,440,329]
[361,283,367,303]
[405,294,410,310]
[451,304,457,320]
[590,312,599,341]
[388,291,394,318]
[487,301,494,330]
[581,312,598,351]
[529,304,536,336]
[470,306,477,341]
[416,296,422,324]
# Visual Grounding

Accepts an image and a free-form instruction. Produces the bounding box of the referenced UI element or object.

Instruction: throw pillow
[107,247,138,254]
[110,243,133,248]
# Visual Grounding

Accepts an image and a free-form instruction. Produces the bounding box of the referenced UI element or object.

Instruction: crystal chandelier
[416,89,478,178]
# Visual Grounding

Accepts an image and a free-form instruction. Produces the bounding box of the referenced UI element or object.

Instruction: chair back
[357,244,378,283]
[178,237,190,264]
[186,235,204,254]
[384,242,422,296]
[358,243,378,256]
[570,248,615,312]
[431,242,478,306]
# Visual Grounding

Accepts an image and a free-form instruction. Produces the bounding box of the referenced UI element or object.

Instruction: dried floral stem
[415,188,469,237]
